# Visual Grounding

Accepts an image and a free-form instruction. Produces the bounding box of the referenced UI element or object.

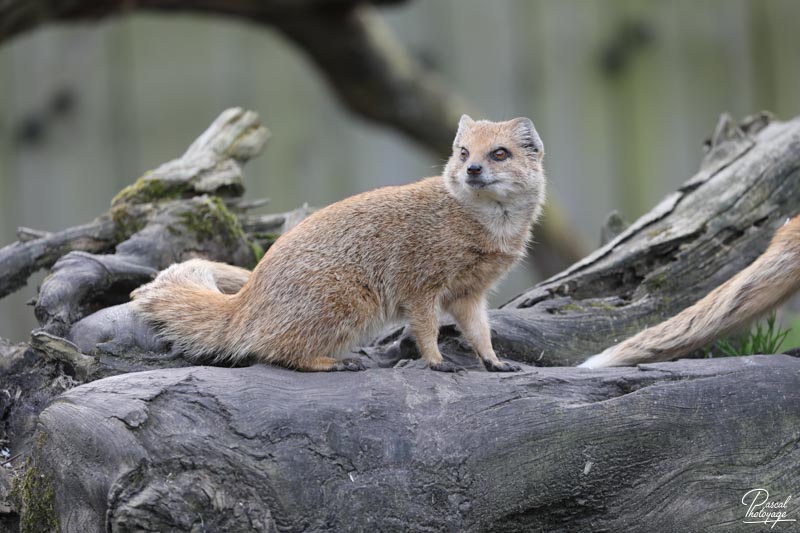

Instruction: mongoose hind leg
[298,356,367,372]
[446,295,521,373]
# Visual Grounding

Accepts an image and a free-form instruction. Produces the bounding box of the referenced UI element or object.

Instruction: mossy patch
[177,197,260,265]
[110,204,146,242]
[645,272,668,291]
[586,300,620,311]
[251,232,280,243]
[178,197,240,245]
[35,431,47,451]
[250,232,283,262]
[250,242,265,263]
[553,300,621,315]
[12,465,57,533]
[111,173,191,207]
[11,433,58,533]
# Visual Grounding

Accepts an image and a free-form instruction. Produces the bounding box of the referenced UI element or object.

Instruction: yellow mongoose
[580,215,800,368]
[132,115,546,372]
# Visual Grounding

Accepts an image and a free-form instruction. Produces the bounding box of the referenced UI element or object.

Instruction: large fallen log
[21,355,800,532]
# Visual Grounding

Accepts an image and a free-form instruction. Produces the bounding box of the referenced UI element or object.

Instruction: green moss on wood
[251,232,280,243]
[249,232,284,262]
[586,300,620,311]
[645,272,668,291]
[177,197,259,266]
[13,465,58,533]
[250,242,265,263]
[110,205,146,242]
[111,174,191,207]
[178,197,236,244]
[35,431,47,450]
[11,433,58,533]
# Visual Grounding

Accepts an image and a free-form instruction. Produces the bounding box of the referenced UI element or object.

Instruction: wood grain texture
[27,354,800,532]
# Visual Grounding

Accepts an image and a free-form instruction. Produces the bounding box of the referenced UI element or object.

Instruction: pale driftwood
[0,217,118,299]
[23,355,800,532]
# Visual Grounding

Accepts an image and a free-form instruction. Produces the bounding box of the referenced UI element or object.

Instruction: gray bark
[26,355,800,532]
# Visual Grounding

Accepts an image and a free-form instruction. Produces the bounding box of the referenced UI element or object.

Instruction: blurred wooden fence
[1,0,799,341]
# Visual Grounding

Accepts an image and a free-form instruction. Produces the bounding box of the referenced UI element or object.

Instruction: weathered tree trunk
[23,355,800,532]
[3,109,800,532]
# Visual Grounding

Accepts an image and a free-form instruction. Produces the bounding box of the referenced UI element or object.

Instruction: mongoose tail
[579,215,800,368]
[131,259,249,364]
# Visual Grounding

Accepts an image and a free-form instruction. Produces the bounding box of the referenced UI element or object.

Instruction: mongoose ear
[510,117,544,157]
[453,114,475,147]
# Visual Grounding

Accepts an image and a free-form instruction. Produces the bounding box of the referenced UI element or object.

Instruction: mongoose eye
[459,147,469,161]
[491,148,509,161]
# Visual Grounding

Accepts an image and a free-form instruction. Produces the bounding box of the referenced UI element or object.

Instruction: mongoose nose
[467,163,482,176]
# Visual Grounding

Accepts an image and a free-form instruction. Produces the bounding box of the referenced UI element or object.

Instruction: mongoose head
[444,115,545,211]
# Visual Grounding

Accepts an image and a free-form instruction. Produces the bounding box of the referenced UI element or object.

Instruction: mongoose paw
[430,361,467,373]
[484,360,522,372]
[332,358,368,372]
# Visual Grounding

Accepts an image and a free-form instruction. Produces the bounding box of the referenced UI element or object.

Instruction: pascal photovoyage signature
[742,488,797,528]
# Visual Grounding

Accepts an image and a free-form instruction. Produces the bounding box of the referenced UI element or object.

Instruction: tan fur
[579,215,800,368]
[131,115,546,372]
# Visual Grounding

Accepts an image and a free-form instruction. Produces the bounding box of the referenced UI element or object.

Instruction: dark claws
[430,361,467,373]
[332,358,368,371]
[484,360,522,372]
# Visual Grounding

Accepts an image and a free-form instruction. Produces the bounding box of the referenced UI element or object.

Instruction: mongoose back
[132,115,546,372]
[580,215,800,368]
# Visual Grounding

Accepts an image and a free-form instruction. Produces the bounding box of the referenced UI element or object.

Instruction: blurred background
[1,0,799,342]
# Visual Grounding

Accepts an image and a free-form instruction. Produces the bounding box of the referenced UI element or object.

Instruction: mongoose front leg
[447,295,521,372]
[408,302,462,372]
